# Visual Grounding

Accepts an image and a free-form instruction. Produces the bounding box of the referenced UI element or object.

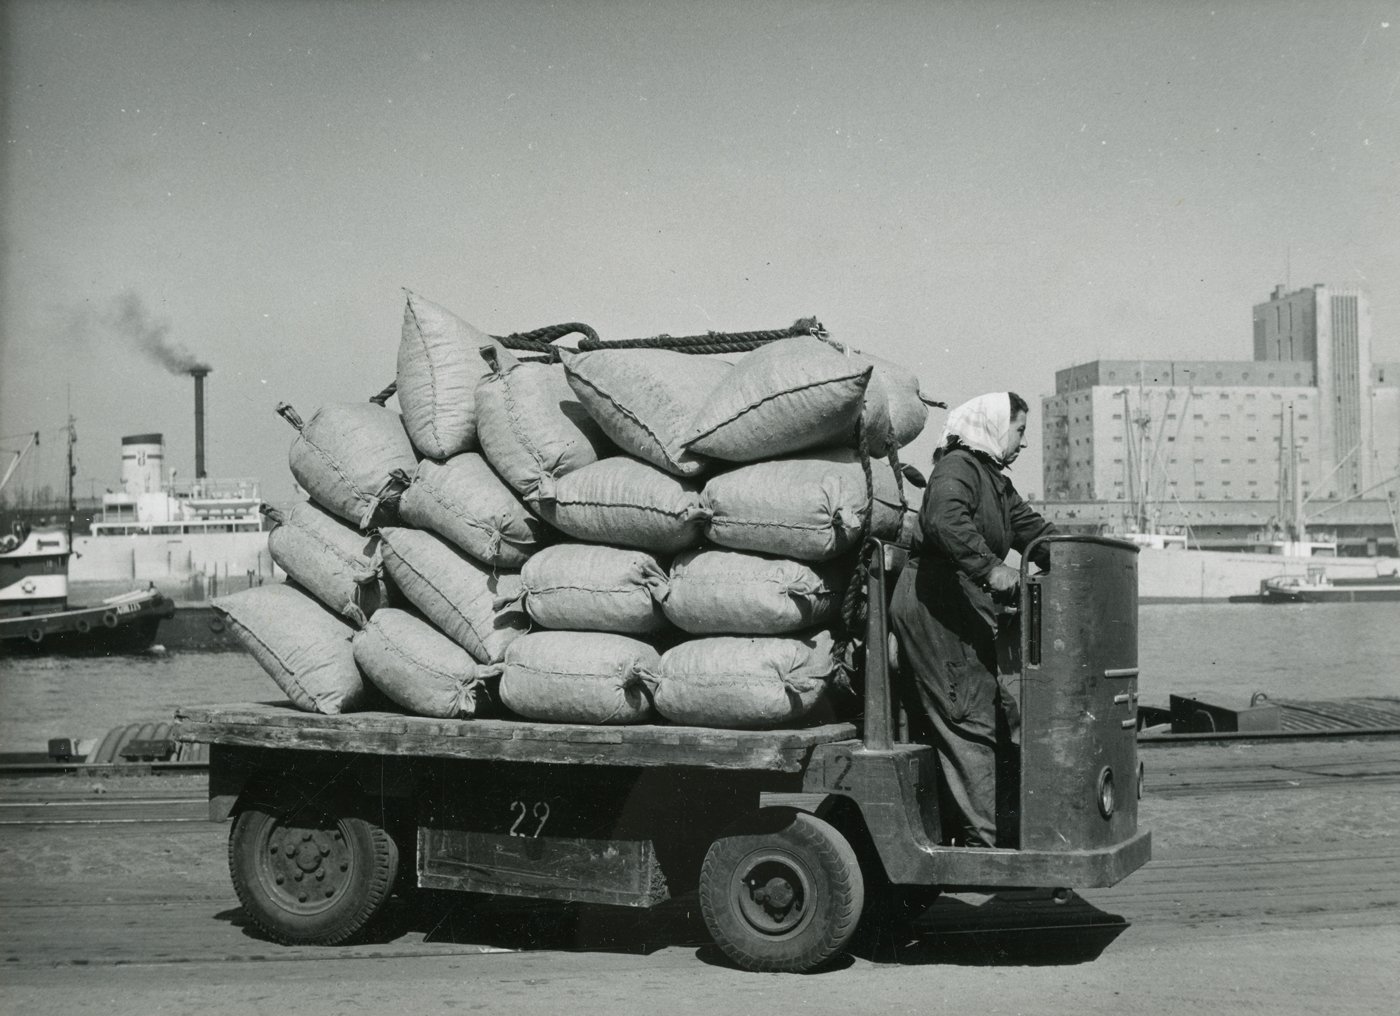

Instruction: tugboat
[0,522,174,653]
[0,424,174,655]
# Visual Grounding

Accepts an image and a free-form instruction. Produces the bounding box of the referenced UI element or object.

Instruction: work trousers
[890,561,1021,848]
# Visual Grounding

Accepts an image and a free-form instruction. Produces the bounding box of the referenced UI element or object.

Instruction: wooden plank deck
[173,702,861,773]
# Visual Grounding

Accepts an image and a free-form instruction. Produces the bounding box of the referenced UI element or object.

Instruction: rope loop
[494,322,601,361]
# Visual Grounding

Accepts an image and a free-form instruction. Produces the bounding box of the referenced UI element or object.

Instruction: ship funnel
[190,367,211,480]
[120,434,164,496]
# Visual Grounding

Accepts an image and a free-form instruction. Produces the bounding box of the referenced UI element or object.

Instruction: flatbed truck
[174,535,1149,972]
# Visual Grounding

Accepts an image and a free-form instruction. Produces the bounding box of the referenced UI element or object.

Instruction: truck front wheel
[228,795,399,945]
[699,807,864,973]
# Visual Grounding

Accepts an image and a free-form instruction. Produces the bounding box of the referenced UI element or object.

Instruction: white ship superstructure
[72,433,275,585]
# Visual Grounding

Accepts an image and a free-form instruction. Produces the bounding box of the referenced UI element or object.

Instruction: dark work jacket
[907,447,1056,637]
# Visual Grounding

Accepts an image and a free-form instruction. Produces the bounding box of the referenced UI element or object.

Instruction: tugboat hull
[0,591,176,655]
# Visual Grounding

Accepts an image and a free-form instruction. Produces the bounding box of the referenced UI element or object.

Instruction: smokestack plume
[191,368,210,480]
[70,291,211,375]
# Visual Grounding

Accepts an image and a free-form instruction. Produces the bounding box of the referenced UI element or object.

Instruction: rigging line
[1300,442,1363,508]
[1304,470,1400,518]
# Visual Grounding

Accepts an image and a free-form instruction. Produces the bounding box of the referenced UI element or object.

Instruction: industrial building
[1041,284,1400,554]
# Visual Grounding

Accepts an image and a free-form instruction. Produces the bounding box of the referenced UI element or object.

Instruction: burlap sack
[265,501,387,626]
[396,291,501,459]
[701,449,908,560]
[536,456,708,554]
[647,630,839,729]
[561,348,728,476]
[396,453,547,569]
[353,608,500,719]
[848,350,929,448]
[500,631,659,724]
[682,337,892,461]
[277,401,416,529]
[474,346,612,506]
[662,548,843,635]
[378,526,527,664]
[212,584,368,714]
[508,543,669,634]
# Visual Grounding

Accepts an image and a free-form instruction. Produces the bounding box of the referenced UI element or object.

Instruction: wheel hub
[260,820,350,911]
[734,854,812,937]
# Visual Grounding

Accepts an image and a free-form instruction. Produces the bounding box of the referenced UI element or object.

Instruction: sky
[2,0,1397,505]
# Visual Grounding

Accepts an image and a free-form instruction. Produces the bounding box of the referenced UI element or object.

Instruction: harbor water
[1,602,1397,753]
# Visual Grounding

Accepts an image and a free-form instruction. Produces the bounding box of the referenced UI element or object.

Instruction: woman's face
[1005,410,1028,464]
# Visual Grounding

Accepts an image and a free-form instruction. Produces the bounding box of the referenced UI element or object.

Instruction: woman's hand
[987,563,1020,594]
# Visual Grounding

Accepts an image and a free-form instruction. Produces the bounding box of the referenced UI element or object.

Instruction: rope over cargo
[575,317,827,355]
[840,415,876,638]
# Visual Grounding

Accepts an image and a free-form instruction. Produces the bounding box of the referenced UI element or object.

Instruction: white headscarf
[939,392,1020,465]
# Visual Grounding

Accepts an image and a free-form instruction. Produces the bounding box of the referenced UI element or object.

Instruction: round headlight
[1097,766,1116,818]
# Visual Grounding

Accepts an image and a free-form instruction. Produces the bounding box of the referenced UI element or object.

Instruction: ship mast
[65,415,77,541]
[1118,387,1152,533]
[1290,403,1305,544]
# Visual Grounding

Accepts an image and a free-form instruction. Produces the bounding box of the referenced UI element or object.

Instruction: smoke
[66,291,211,375]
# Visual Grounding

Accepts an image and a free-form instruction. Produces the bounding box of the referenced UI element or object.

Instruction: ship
[1097,396,1400,602]
[1260,566,1400,604]
[1,427,174,654]
[71,433,273,588]
[69,369,277,590]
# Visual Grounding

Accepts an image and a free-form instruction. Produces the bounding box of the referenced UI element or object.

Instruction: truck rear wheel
[699,807,864,973]
[228,795,399,945]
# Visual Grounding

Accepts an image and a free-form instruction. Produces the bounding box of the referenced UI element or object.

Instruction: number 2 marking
[832,754,854,792]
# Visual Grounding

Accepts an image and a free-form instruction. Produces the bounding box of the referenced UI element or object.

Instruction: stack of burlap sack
[214,292,930,730]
